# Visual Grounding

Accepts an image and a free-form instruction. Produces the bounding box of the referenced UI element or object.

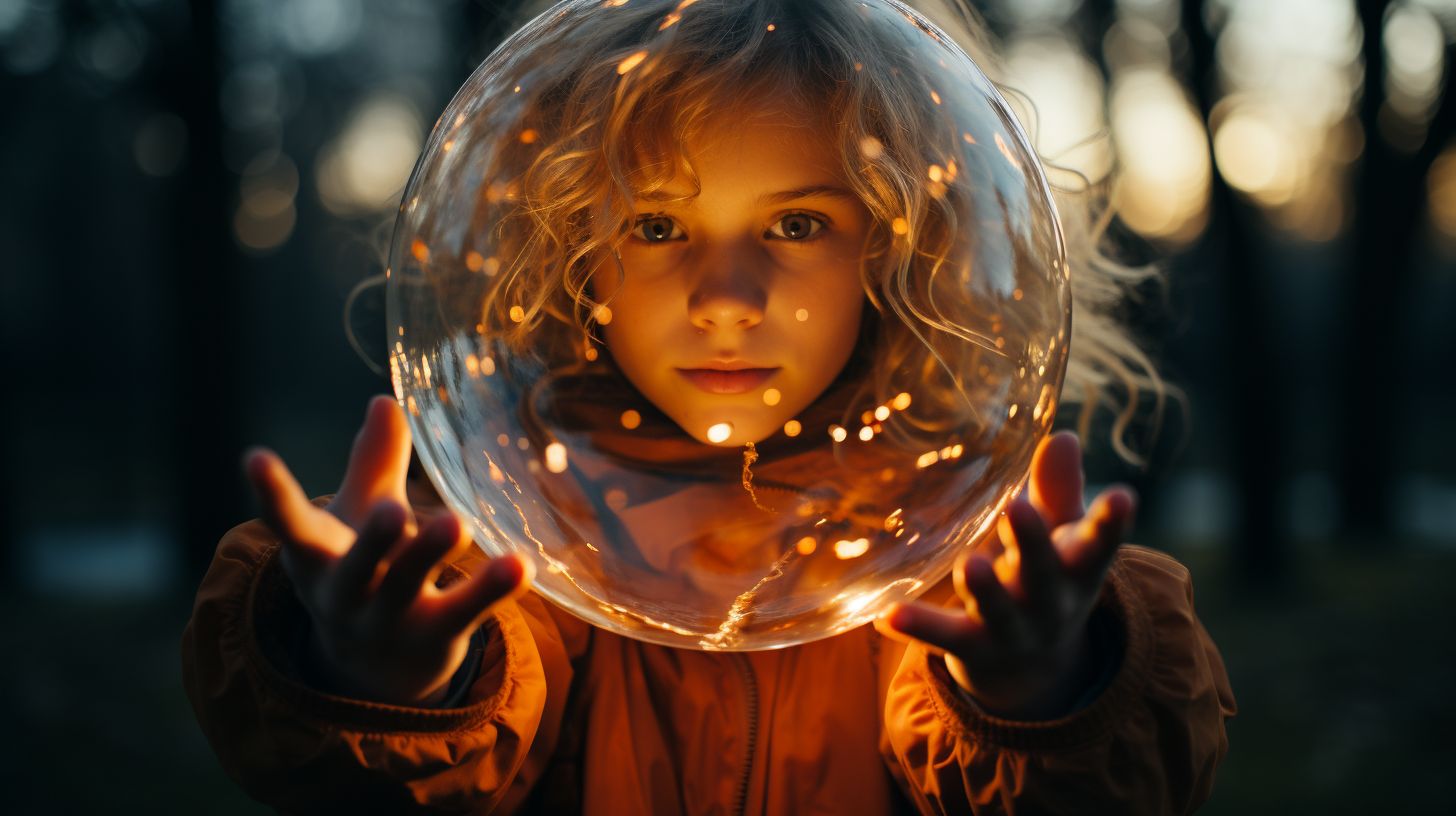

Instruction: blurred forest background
[1,0,1453,812]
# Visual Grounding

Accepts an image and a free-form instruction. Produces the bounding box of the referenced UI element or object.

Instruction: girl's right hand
[242,395,533,707]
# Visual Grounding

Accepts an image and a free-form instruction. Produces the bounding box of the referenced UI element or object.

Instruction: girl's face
[592,104,871,446]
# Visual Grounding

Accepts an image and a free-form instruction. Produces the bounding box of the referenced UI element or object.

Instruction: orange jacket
[182,489,1235,815]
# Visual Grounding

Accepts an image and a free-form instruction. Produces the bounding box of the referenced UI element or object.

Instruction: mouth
[676,366,781,395]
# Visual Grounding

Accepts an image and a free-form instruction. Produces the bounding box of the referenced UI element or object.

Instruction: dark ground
[2,538,1451,814]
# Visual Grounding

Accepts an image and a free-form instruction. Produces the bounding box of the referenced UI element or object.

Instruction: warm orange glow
[519,129,538,144]
[795,308,809,322]
[858,426,874,441]
[891,217,909,235]
[618,50,649,75]
[706,422,733,443]
[465,251,485,272]
[829,425,847,442]
[783,419,802,437]
[621,409,642,429]
[859,136,883,160]
[766,23,775,32]
[544,442,568,474]
[762,388,781,406]
[411,239,429,263]
[929,90,942,105]
[466,354,480,375]
[892,392,912,410]
[497,433,510,446]
[874,405,890,421]
[593,304,613,325]
[796,536,817,555]
[834,538,871,559]
[509,305,526,322]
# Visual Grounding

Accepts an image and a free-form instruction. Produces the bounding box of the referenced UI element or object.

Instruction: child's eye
[766,213,827,241]
[632,215,685,243]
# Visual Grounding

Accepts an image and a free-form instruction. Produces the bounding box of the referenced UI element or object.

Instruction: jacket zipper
[731,652,759,816]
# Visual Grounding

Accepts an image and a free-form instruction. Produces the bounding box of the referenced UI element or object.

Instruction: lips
[676,366,780,395]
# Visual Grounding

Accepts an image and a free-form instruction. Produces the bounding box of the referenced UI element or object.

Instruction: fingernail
[888,605,913,631]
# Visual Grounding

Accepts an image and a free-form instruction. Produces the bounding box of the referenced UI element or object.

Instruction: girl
[182,1,1235,813]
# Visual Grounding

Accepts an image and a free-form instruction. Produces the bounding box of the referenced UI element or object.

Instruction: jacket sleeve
[879,545,1237,815]
[180,507,585,814]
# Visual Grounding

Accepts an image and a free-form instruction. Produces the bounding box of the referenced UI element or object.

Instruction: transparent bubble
[386,0,1070,650]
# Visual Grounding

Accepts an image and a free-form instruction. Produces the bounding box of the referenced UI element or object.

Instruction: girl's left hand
[882,431,1136,720]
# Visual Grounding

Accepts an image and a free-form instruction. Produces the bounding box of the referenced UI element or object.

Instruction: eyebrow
[634,184,859,206]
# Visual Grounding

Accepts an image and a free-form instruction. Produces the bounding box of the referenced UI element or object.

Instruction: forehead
[638,103,844,196]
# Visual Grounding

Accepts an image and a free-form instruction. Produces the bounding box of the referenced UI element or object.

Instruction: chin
[671,405,786,447]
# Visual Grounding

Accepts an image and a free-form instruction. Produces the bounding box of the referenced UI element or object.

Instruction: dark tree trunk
[1180,0,1288,585]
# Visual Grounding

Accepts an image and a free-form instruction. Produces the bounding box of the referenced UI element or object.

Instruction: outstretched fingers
[885,601,984,658]
[432,554,533,637]
[372,513,470,616]
[1029,431,1085,529]
[244,447,349,574]
[331,395,414,526]
[1059,487,1136,585]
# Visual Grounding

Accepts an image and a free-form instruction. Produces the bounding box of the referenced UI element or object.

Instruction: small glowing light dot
[859,136,883,160]
[795,308,810,322]
[1008,404,1019,418]
[481,357,496,376]
[510,305,526,322]
[1012,287,1024,301]
[621,409,642,429]
[892,392,912,410]
[796,536,817,555]
[605,488,629,510]
[766,22,775,31]
[406,395,418,416]
[465,251,485,272]
[927,165,944,183]
[519,129,538,144]
[517,437,530,450]
[1033,403,1044,421]
[483,256,501,276]
[854,61,863,72]
[488,461,504,483]
[858,426,874,441]
[593,304,613,325]
[1038,365,1046,376]
[880,467,897,482]
[513,85,521,93]
[830,425,848,442]
[762,388,781,406]
[950,444,963,457]
[874,405,890,421]
[916,451,939,468]
[929,90,942,105]
[442,139,454,153]
[995,336,1006,349]
[783,419,802,437]
[618,50,649,74]
[584,347,599,361]
[707,422,733,443]
[834,538,871,559]
[466,354,480,375]
[544,442,568,473]
[497,433,510,446]
[891,217,909,235]
[861,410,875,425]
[411,239,429,263]
[1018,367,1026,378]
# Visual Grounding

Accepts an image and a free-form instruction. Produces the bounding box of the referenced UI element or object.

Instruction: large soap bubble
[386,0,1070,650]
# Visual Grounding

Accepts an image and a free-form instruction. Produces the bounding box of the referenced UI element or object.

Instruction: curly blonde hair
[362,0,1174,466]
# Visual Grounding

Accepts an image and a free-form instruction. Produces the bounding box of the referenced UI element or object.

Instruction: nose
[687,248,767,332]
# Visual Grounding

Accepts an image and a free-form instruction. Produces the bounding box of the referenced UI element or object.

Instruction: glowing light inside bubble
[706,422,733,443]
[497,433,510,446]
[892,392,912,410]
[593,304,613,324]
[858,426,874,441]
[834,538,871,559]
[481,356,496,376]
[618,50,648,75]
[411,239,429,263]
[783,419,802,437]
[1008,404,1019,418]
[519,128,538,144]
[509,305,526,322]
[891,217,909,235]
[874,405,890,421]
[830,425,847,442]
[762,388,781,406]
[796,536,817,555]
[859,136,884,159]
[621,409,642,429]
[545,442,568,473]
[795,308,809,322]
[465,251,485,271]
